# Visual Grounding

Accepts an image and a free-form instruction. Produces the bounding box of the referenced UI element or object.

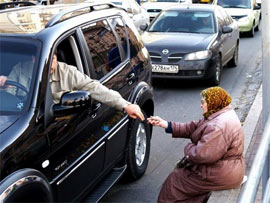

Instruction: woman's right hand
[147,116,168,129]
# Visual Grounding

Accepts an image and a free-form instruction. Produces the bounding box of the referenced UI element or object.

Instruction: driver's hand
[124,104,145,121]
[0,76,7,87]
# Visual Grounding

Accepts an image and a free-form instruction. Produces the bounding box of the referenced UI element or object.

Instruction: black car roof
[164,3,218,12]
[0,2,116,34]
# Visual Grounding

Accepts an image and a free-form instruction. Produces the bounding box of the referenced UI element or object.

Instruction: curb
[207,84,262,203]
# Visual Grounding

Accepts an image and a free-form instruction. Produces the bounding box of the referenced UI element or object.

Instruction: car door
[79,17,133,171]
[216,8,233,64]
[252,0,260,27]
[222,9,238,60]
[44,33,106,202]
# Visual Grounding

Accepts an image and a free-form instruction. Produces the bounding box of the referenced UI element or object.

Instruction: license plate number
[152,64,179,73]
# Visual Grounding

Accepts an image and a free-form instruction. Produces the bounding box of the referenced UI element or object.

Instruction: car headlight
[184,50,212,61]
[238,16,249,23]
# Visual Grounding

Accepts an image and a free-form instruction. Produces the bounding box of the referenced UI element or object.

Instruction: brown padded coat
[158,106,245,203]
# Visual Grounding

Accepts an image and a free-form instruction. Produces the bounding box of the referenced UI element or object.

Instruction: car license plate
[152,64,179,73]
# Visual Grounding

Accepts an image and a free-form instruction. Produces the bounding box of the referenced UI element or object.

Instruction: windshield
[111,1,122,5]
[0,37,40,115]
[217,0,251,8]
[148,10,216,34]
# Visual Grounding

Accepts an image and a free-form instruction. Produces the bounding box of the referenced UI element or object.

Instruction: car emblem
[162,49,169,55]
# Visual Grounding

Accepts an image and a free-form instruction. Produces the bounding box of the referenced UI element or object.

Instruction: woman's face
[201,97,208,114]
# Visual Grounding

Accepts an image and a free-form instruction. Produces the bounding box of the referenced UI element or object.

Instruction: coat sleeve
[171,119,202,138]
[71,67,130,111]
[184,124,227,164]
[7,63,21,95]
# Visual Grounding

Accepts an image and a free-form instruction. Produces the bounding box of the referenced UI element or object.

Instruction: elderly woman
[148,87,245,203]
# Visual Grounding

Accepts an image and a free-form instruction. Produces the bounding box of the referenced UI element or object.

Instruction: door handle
[89,103,101,118]
[126,73,135,85]
[93,103,101,112]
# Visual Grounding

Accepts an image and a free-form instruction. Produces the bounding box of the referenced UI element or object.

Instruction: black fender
[0,168,53,203]
[128,81,154,118]
[127,81,154,139]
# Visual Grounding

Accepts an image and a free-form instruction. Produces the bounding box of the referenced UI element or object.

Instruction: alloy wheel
[135,123,147,166]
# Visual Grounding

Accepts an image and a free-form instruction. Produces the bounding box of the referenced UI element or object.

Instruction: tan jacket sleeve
[68,64,130,110]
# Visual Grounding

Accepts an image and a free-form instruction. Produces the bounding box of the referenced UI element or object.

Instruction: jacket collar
[49,62,60,82]
[206,105,232,120]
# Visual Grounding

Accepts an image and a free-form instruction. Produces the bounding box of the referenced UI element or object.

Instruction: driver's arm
[5,63,21,95]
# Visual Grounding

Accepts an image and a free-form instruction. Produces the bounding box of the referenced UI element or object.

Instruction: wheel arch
[0,168,53,203]
[128,81,154,117]
[128,81,154,134]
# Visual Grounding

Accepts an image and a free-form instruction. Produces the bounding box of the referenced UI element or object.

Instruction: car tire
[248,24,255,37]
[228,43,238,67]
[210,55,222,86]
[125,112,151,181]
[255,21,259,32]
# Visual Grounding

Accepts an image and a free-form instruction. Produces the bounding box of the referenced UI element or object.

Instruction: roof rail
[45,2,116,28]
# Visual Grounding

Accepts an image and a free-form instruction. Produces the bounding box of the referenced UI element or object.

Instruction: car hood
[0,115,19,134]
[142,32,216,53]
[141,2,179,10]
[224,8,253,16]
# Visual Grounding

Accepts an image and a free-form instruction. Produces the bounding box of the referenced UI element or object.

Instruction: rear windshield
[0,37,41,114]
[217,0,251,9]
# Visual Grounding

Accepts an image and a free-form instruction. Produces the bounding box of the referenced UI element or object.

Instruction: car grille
[149,52,162,62]
[232,15,247,20]
[149,52,184,63]
[153,70,204,77]
[168,53,184,63]
[147,9,161,13]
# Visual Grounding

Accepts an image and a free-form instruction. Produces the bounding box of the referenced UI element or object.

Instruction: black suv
[0,3,154,202]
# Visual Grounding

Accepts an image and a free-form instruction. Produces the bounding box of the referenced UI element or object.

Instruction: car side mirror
[52,91,91,117]
[254,5,261,10]
[140,24,148,31]
[126,8,133,14]
[222,26,233,34]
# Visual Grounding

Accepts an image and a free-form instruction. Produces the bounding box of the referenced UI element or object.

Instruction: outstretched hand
[125,104,145,121]
[147,116,168,129]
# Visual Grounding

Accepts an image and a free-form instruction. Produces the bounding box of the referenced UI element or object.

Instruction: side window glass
[125,21,141,58]
[82,20,122,79]
[216,10,225,29]
[108,17,128,60]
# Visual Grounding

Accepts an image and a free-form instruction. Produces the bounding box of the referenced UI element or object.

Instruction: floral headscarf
[201,86,232,118]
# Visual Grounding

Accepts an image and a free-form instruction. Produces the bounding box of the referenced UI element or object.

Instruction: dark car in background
[0,2,154,202]
[141,4,239,85]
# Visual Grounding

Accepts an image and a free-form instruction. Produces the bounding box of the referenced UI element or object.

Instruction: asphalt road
[101,27,263,203]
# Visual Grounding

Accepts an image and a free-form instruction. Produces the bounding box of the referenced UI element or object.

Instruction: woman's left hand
[147,116,168,129]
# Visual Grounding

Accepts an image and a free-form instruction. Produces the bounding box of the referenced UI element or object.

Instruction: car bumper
[151,58,215,79]
[236,20,253,32]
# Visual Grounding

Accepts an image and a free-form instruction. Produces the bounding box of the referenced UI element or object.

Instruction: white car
[213,0,261,37]
[141,0,192,21]
[84,0,150,32]
[110,0,150,32]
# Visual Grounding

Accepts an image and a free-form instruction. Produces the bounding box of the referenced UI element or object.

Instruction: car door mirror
[140,24,148,31]
[126,8,133,14]
[52,91,91,117]
[254,5,261,10]
[222,26,233,34]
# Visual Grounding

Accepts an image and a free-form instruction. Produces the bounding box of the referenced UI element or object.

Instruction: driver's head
[202,17,210,25]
